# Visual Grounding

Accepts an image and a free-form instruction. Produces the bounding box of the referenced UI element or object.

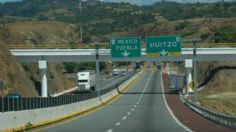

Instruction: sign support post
[95,42,101,100]
[0,81,4,97]
[193,39,198,102]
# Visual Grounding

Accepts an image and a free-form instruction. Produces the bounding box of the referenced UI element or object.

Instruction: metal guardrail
[0,72,136,113]
[184,98,236,130]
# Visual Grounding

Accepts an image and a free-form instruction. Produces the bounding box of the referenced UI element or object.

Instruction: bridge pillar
[185,59,193,94]
[39,60,48,97]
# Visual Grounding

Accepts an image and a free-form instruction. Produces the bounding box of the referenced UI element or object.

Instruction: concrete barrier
[0,70,143,132]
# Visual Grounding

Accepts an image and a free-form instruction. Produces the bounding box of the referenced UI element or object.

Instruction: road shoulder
[162,73,235,132]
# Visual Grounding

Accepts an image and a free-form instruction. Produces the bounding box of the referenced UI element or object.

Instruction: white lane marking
[127,112,131,115]
[134,105,137,108]
[160,72,193,132]
[136,102,140,105]
[142,71,153,92]
[116,122,121,126]
[107,129,113,132]
[131,108,135,111]
[122,116,127,120]
[138,98,142,101]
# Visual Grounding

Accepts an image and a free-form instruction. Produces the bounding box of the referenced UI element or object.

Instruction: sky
[0,0,234,5]
[0,0,19,3]
[103,0,233,5]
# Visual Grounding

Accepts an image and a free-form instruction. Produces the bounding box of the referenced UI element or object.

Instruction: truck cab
[77,72,95,92]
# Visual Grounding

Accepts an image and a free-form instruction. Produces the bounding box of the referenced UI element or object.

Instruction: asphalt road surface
[37,70,188,132]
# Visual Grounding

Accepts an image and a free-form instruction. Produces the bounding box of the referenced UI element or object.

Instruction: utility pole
[95,42,100,100]
[193,39,198,102]
[79,0,83,44]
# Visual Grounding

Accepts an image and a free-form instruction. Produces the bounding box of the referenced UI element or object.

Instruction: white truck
[77,71,96,92]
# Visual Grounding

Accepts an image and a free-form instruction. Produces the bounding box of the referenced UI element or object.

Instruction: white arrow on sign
[122,51,130,57]
[160,49,168,56]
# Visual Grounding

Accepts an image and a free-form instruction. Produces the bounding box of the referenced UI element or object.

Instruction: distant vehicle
[135,61,142,70]
[169,75,186,93]
[6,93,21,99]
[121,71,127,76]
[157,64,162,69]
[77,71,96,92]
[112,68,127,76]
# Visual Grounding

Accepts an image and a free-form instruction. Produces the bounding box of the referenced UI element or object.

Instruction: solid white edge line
[160,71,193,132]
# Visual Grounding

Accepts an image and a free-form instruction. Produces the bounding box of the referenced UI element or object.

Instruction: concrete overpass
[10,48,236,62]
[10,48,236,97]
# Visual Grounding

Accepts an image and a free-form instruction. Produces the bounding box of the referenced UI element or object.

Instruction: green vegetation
[213,26,236,43]
[63,62,130,74]
[1,1,236,43]
[146,2,236,20]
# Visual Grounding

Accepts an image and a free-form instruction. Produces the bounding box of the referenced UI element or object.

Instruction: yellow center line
[32,71,145,132]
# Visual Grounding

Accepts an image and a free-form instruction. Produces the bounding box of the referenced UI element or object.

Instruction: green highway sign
[110,37,141,58]
[146,35,182,57]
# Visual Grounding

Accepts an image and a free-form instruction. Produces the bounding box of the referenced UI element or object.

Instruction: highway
[36,70,188,132]
[99,72,134,91]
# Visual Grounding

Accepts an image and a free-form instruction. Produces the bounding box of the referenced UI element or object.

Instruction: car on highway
[157,64,162,69]
[121,72,127,76]
[169,75,186,94]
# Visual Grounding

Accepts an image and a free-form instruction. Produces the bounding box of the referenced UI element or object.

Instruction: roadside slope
[0,40,38,97]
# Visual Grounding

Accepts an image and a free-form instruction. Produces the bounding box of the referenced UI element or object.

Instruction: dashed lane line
[127,112,131,115]
[107,129,113,132]
[106,71,155,132]
[122,116,127,120]
[115,122,121,126]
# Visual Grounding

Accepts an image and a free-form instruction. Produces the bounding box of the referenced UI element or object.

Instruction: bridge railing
[6,43,236,49]
[184,98,236,130]
[0,72,136,113]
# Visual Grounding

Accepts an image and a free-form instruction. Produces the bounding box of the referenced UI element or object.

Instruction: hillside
[1,1,236,43]
[0,23,76,96]
[7,21,80,46]
[0,40,38,97]
[198,68,236,116]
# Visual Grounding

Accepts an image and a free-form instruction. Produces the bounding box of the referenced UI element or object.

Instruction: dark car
[157,64,162,69]
[169,75,186,94]
[6,93,21,99]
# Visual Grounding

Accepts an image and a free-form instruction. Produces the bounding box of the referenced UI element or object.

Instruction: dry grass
[0,40,38,97]
[198,70,236,116]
